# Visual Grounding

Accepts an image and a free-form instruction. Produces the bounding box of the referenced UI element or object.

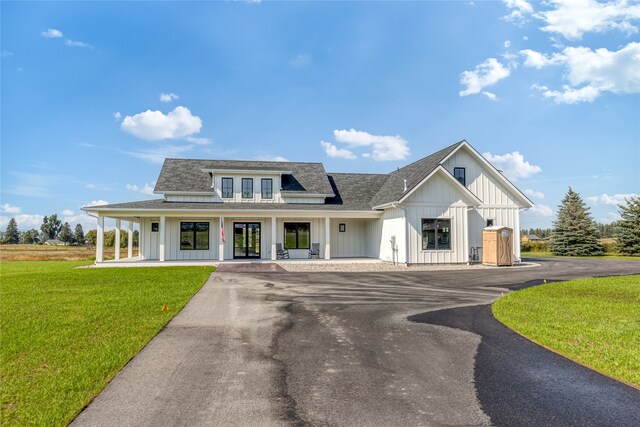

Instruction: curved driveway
[73,258,640,426]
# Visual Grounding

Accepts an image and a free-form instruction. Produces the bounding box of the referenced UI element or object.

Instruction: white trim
[82,207,383,218]
[154,191,213,196]
[202,168,292,175]
[280,192,334,198]
[440,141,534,208]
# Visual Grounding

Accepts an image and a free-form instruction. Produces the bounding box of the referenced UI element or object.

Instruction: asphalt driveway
[72,258,640,426]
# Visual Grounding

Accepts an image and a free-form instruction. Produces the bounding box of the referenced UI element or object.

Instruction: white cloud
[483,151,542,180]
[113,112,122,121]
[0,203,22,214]
[62,209,75,216]
[1,50,13,58]
[160,92,179,102]
[537,0,640,40]
[586,193,639,205]
[85,183,96,189]
[504,40,512,48]
[126,183,156,195]
[65,39,92,48]
[459,58,511,97]
[185,136,211,145]
[528,204,554,217]
[86,200,109,207]
[120,144,195,164]
[332,129,410,161]
[41,28,63,38]
[121,106,202,141]
[524,42,640,103]
[524,188,545,199]
[320,141,357,159]
[482,91,498,100]
[254,155,290,162]
[289,53,311,68]
[502,0,534,23]
[0,214,45,230]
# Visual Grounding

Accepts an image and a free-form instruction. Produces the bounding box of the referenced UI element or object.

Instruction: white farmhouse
[83,140,533,264]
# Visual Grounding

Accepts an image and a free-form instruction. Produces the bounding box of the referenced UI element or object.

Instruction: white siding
[366,218,383,259]
[165,218,218,260]
[330,219,369,258]
[140,218,159,260]
[213,174,284,203]
[469,207,520,261]
[405,205,468,264]
[275,218,326,259]
[222,217,273,260]
[442,148,519,206]
[165,195,216,202]
[282,196,326,204]
[379,207,406,263]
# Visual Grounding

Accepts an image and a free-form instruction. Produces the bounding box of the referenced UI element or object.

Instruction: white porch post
[127,221,133,258]
[271,216,277,260]
[218,217,224,261]
[114,219,121,260]
[324,217,331,260]
[96,215,104,263]
[159,215,166,262]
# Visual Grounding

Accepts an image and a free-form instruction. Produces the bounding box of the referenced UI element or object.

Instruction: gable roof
[368,141,464,208]
[154,159,335,196]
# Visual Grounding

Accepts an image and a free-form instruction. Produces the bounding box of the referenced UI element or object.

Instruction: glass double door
[233,222,261,259]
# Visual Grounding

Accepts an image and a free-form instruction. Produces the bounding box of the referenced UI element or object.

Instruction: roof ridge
[392,140,465,174]
[163,158,326,166]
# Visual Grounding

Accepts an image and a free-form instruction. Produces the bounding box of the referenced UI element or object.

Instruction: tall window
[221,178,233,198]
[261,178,273,199]
[180,222,210,250]
[421,219,451,250]
[284,222,310,249]
[454,167,466,186]
[242,178,253,198]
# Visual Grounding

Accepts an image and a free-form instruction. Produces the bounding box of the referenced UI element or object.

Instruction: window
[339,223,346,232]
[421,218,451,250]
[454,167,466,186]
[261,178,273,199]
[242,178,253,198]
[151,222,159,232]
[284,222,310,249]
[180,222,209,250]
[486,219,494,227]
[221,178,233,198]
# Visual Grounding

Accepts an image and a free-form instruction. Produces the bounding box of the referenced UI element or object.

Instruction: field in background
[521,252,640,261]
[0,244,138,261]
[0,261,214,426]
[493,275,640,388]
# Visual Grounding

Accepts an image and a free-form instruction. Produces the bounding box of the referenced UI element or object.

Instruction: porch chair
[308,243,320,259]
[276,243,289,259]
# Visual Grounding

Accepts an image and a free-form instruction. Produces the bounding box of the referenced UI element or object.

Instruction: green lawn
[493,275,640,388]
[522,251,640,261]
[0,261,214,426]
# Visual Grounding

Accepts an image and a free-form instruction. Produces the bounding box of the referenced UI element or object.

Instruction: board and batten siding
[275,218,326,259]
[329,219,370,258]
[140,218,219,260]
[213,174,284,203]
[442,148,519,206]
[222,217,273,260]
[379,207,406,263]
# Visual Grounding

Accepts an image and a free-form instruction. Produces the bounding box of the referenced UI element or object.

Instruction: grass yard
[0,244,135,261]
[493,275,640,388]
[521,251,640,261]
[0,261,214,426]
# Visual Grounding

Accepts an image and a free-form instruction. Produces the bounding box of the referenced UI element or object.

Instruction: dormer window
[222,178,233,198]
[242,178,253,198]
[454,167,466,186]
[261,178,273,199]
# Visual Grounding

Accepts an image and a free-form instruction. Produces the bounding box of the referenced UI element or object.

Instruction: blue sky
[1,0,639,231]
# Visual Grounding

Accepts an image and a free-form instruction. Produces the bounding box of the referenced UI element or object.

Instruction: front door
[233,222,261,259]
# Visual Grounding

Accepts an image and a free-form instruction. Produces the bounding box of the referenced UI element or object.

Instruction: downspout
[391,202,409,266]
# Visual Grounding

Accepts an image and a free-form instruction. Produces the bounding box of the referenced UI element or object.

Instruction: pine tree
[549,187,603,256]
[3,218,20,244]
[614,196,640,256]
[41,214,62,240]
[20,229,40,244]
[74,224,85,245]
[59,222,73,244]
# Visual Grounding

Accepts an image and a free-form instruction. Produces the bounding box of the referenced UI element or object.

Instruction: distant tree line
[1,213,138,247]
[521,223,618,240]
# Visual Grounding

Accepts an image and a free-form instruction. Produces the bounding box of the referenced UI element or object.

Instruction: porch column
[114,219,121,260]
[271,216,277,260]
[218,217,224,261]
[159,215,166,262]
[127,221,133,258]
[96,215,104,263]
[324,216,331,260]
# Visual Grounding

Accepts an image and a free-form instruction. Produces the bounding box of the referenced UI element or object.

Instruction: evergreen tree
[549,187,603,256]
[614,196,640,256]
[85,229,97,246]
[41,214,62,240]
[74,224,85,245]
[3,218,20,244]
[20,229,40,244]
[59,222,73,244]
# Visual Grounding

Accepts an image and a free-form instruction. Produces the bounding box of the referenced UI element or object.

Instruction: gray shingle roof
[368,141,464,207]
[154,159,334,195]
[88,141,469,213]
